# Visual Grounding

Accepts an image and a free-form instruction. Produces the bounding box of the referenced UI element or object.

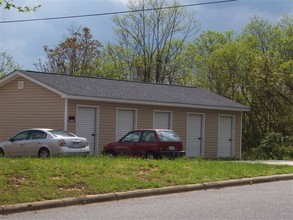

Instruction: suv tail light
[58,139,66,147]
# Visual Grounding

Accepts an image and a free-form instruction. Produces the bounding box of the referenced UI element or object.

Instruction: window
[50,130,75,137]
[122,131,141,143]
[141,131,156,142]
[157,131,180,142]
[29,131,47,140]
[12,131,30,141]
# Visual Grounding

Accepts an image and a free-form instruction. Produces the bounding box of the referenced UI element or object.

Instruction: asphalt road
[2,180,293,220]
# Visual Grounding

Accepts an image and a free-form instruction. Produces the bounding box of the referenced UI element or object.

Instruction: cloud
[0,0,291,71]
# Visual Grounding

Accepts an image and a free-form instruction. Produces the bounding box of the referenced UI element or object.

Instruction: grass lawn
[0,156,293,206]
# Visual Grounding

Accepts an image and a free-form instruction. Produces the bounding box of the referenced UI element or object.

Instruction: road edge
[1,173,293,215]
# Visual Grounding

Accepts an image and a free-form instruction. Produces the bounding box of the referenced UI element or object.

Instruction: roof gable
[1,70,249,111]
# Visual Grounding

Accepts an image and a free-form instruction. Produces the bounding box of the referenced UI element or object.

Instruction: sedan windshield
[49,130,76,137]
[157,131,180,141]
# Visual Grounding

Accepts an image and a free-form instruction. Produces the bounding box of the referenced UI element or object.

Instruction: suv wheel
[146,151,156,159]
[106,150,115,157]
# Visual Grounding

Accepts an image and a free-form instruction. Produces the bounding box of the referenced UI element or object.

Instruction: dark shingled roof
[19,70,249,111]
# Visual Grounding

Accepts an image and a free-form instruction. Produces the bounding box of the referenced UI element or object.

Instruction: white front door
[153,111,171,129]
[76,106,98,155]
[116,109,136,140]
[186,114,203,157]
[218,116,234,158]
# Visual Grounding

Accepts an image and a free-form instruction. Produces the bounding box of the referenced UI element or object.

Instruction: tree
[34,26,103,76]
[187,15,293,150]
[0,51,21,78]
[0,0,40,12]
[108,0,200,84]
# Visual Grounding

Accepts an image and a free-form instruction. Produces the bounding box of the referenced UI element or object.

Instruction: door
[5,130,30,157]
[153,111,171,129]
[119,130,142,156]
[116,109,136,140]
[218,116,234,158]
[186,114,203,157]
[76,106,98,155]
[25,130,47,156]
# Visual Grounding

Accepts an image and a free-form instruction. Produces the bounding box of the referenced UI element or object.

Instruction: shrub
[243,133,293,160]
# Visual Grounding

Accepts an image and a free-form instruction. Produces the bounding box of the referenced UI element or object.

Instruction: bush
[243,133,293,160]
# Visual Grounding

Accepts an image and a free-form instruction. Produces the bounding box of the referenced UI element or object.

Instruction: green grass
[0,156,292,205]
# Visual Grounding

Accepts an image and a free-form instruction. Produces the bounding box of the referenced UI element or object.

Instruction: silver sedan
[0,128,90,158]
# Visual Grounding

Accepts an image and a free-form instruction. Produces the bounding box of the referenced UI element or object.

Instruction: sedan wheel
[38,148,50,158]
[0,149,4,157]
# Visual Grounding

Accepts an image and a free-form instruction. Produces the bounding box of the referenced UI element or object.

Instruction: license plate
[169,146,175,150]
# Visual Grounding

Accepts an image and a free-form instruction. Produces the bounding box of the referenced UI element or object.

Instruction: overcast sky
[0,0,292,71]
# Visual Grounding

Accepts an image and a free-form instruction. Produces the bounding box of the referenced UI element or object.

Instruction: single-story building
[0,70,249,158]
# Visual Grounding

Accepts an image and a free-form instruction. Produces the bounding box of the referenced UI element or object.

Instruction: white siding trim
[64,98,68,130]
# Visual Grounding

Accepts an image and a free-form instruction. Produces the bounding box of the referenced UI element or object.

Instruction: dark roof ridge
[21,70,200,90]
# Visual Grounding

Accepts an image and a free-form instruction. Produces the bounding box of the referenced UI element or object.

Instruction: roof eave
[66,95,250,112]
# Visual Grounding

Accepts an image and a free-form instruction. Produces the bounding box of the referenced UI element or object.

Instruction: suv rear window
[50,130,76,137]
[157,131,180,141]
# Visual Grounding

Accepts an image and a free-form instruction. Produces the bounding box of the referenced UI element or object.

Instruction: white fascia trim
[66,95,249,112]
[0,71,21,86]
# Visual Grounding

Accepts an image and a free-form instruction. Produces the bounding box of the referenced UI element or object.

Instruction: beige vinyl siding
[66,100,242,158]
[0,77,64,141]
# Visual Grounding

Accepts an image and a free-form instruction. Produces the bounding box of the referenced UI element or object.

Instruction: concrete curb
[1,174,293,215]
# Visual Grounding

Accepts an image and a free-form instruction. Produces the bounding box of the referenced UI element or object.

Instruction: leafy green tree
[240,16,293,140]
[34,26,103,76]
[187,15,293,151]
[0,51,21,78]
[0,0,40,12]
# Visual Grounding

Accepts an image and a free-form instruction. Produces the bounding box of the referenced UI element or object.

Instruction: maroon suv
[103,129,185,159]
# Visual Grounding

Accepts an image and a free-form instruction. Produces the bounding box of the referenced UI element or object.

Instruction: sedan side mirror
[8,138,14,142]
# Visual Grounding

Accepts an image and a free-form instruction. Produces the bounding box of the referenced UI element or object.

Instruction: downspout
[64,98,68,131]
[239,111,243,159]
